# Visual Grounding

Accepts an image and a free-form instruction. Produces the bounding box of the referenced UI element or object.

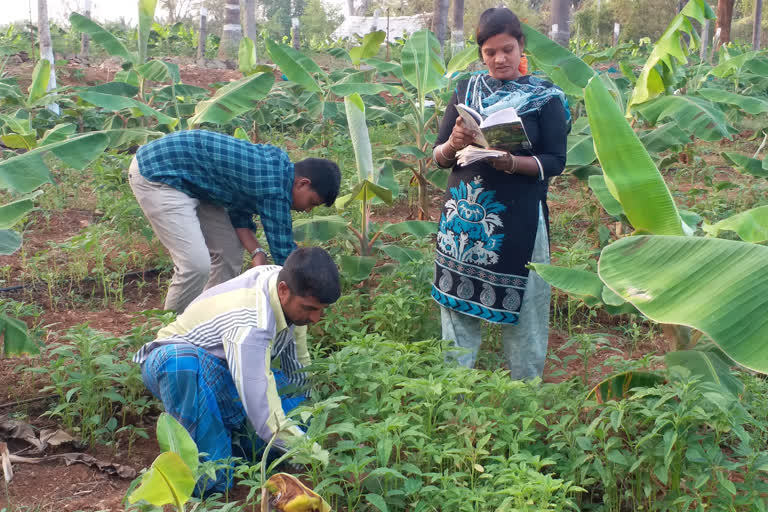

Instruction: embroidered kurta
[431,74,569,324]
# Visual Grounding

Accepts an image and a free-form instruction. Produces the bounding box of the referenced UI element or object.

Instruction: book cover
[454,103,532,156]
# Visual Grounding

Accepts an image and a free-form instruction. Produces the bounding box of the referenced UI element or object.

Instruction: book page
[480,106,521,128]
[454,104,489,148]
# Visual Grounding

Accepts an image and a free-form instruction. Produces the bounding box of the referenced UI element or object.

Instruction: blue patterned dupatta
[431,74,567,325]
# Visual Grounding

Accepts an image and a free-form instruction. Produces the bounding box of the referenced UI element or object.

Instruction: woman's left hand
[490,152,515,173]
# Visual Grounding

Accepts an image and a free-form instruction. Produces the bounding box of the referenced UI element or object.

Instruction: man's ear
[277,280,291,303]
[294,177,312,189]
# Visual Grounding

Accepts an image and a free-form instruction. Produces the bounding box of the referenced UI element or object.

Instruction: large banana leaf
[400,30,446,97]
[1,314,38,357]
[156,413,198,472]
[588,175,623,217]
[665,350,744,397]
[522,23,595,97]
[0,196,37,229]
[238,37,258,74]
[329,81,402,97]
[69,13,135,65]
[721,152,768,178]
[137,60,180,83]
[598,235,768,373]
[28,59,51,104]
[696,88,768,116]
[265,39,322,93]
[634,94,732,142]
[446,44,479,76]
[349,31,385,66]
[379,221,438,237]
[345,94,374,181]
[293,215,349,242]
[566,134,596,167]
[339,255,377,283]
[188,72,275,126]
[708,50,762,79]
[638,123,692,154]
[127,452,195,508]
[78,91,178,127]
[0,132,109,194]
[702,205,768,243]
[0,230,22,255]
[335,180,392,209]
[138,0,158,66]
[585,76,684,235]
[529,264,605,307]
[626,0,714,112]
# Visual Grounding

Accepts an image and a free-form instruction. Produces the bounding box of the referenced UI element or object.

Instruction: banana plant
[293,93,437,282]
[69,0,181,126]
[519,12,768,400]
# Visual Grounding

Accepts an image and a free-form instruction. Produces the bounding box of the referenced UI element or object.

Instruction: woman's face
[481,33,524,81]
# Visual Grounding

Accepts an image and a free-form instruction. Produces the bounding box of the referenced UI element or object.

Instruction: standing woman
[431,7,570,380]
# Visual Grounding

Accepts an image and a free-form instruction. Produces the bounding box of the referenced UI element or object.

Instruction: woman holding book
[431,7,570,380]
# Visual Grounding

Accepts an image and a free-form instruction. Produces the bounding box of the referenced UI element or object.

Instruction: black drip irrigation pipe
[0,267,166,294]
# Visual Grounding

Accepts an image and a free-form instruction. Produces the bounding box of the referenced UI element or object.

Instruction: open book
[454,103,532,166]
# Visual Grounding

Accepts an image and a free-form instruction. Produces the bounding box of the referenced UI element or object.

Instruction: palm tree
[218,0,242,60]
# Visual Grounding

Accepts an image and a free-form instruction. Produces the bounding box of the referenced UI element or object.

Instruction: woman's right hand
[448,117,477,150]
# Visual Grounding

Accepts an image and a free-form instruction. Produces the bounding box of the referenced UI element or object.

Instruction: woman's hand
[448,117,477,150]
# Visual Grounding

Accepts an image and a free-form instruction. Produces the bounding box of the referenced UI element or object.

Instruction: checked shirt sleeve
[259,197,298,265]
[228,210,258,231]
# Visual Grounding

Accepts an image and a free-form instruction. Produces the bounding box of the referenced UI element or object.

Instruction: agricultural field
[2,0,768,510]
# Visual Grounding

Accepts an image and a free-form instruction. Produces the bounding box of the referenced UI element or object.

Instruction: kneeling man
[133,247,340,492]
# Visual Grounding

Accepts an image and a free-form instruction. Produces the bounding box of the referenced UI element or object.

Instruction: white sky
[3,0,348,25]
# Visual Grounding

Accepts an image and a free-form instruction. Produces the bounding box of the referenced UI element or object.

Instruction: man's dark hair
[294,158,342,207]
[476,8,524,59]
[278,247,341,304]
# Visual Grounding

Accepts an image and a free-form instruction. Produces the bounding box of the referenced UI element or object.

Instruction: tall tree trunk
[245,0,258,48]
[431,0,450,53]
[551,0,570,46]
[166,0,177,23]
[753,0,763,49]
[700,19,711,61]
[291,0,304,50]
[346,0,355,17]
[451,0,464,53]
[356,0,370,16]
[715,0,734,48]
[38,0,59,115]
[218,0,242,60]
[197,7,208,63]
[80,0,91,58]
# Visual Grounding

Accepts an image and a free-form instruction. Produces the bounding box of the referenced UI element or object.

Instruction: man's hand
[251,252,268,267]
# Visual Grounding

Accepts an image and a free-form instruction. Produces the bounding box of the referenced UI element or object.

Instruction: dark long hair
[476,8,524,58]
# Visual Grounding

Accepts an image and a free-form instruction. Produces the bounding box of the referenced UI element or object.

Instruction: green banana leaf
[127,452,195,508]
[528,264,605,307]
[588,175,624,217]
[0,196,37,229]
[156,413,198,472]
[28,59,51,104]
[363,58,405,82]
[522,23,596,97]
[0,132,109,194]
[69,13,134,65]
[137,60,180,83]
[665,350,743,397]
[638,122,692,154]
[400,30,446,97]
[40,123,77,145]
[78,91,178,127]
[696,88,768,116]
[382,245,426,263]
[446,44,479,76]
[702,205,768,243]
[585,76,684,235]
[188,72,274,126]
[340,255,377,283]
[138,0,158,66]
[349,31,386,66]
[103,128,163,149]
[293,215,349,242]
[634,95,732,142]
[566,134,596,167]
[379,221,438,237]
[626,0,714,112]
[588,371,666,402]
[0,230,22,255]
[329,81,402,97]
[708,50,762,79]
[238,37,258,74]
[598,235,768,373]
[721,152,768,178]
[345,93,375,181]
[1,314,38,357]
[265,39,322,92]
[83,81,139,97]
[336,180,392,209]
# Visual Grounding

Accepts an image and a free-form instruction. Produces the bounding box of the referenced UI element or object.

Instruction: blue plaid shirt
[136,130,297,264]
